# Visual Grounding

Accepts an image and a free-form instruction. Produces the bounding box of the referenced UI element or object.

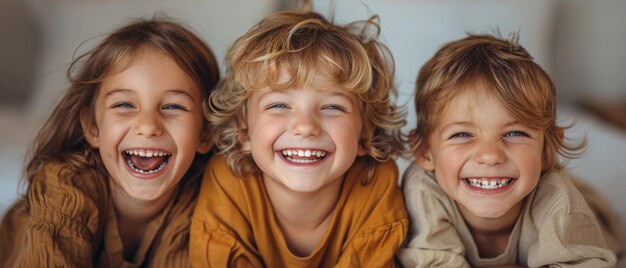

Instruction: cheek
[246,117,285,154]
[332,118,362,145]
[435,146,465,168]
[517,147,544,175]
[171,117,204,144]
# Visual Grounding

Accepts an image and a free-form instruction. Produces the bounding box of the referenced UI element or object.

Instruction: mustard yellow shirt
[190,155,408,267]
[0,161,199,267]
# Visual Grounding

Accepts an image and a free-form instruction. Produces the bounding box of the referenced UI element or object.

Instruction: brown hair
[409,33,584,171]
[23,17,220,193]
[207,11,405,179]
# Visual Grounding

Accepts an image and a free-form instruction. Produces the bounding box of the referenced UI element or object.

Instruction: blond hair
[208,11,405,179]
[409,33,584,171]
[24,18,220,195]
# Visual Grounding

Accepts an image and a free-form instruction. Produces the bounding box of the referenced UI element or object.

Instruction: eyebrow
[103,88,134,99]
[103,88,197,102]
[164,89,197,102]
[325,90,354,102]
[440,120,525,132]
[440,121,473,133]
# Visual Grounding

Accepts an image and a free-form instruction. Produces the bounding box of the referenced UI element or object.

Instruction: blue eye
[267,103,289,109]
[162,104,188,111]
[505,131,529,137]
[112,102,134,109]
[450,132,472,139]
[322,105,346,112]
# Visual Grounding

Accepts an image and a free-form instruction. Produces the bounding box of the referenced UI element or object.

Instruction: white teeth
[124,149,171,174]
[466,178,513,190]
[125,149,171,157]
[281,149,327,158]
[280,149,328,163]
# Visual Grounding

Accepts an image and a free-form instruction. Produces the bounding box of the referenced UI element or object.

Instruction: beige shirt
[397,163,617,268]
[0,161,199,267]
[190,155,409,267]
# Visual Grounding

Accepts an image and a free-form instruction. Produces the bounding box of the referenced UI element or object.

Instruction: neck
[109,182,175,224]
[458,201,524,258]
[263,174,343,256]
[109,180,176,259]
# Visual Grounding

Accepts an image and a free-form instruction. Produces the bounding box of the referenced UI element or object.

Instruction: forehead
[438,84,510,124]
[98,49,200,99]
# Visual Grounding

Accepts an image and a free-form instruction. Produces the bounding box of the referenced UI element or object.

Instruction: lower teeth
[285,156,322,163]
[127,159,167,174]
[467,178,512,189]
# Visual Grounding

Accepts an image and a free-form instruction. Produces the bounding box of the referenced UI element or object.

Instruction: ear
[196,129,213,154]
[239,130,251,152]
[415,149,435,171]
[357,125,372,157]
[357,142,367,156]
[80,109,100,148]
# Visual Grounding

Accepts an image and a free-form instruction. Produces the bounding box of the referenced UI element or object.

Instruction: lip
[462,177,516,194]
[121,147,172,180]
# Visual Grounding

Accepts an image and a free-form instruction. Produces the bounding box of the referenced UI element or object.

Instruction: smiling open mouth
[124,149,171,174]
[280,149,327,164]
[465,177,513,190]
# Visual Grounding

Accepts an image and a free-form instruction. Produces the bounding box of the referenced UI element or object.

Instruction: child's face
[418,87,544,221]
[241,73,366,194]
[83,49,211,202]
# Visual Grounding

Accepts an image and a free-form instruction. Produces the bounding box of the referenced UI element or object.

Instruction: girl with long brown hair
[0,18,219,267]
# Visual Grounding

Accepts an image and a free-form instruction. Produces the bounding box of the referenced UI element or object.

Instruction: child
[0,18,219,267]
[190,10,408,267]
[397,34,619,267]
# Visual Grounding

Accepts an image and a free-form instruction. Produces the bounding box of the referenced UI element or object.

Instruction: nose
[289,110,320,138]
[473,141,505,166]
[134,111,163,137]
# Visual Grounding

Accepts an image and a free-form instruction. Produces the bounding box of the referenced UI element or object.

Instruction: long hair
[24,17,220,194]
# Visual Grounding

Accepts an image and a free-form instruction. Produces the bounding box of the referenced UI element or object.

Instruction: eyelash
[112,102,134,109]
[266,103,289,110]
[111,102,188,112]
[450,132,472,139]
[505,130,530,138]
[162,104,188,111]
[322,104,346,112]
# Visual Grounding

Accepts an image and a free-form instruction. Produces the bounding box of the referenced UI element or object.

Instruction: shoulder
[401,162,450,204]
[29,161,108,209]
[191,157,260,266]
[532,169,592,219]
[338,160,408,266]
[402,162,436,189]
[524,170,617,266]
[347,158,399,199]
[343,158,408,229]
[194,155,258,228]
[32,161,107,196]
[198,155,249,199]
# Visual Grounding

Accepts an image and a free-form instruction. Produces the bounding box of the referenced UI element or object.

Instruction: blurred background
[1,0,625,258]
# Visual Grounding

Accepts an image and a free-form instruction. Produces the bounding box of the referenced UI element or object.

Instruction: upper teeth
[281,149,326,157]
[125,149,170,157]
[466,178,512,189]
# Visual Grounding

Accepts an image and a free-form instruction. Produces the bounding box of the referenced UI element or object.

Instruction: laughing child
[397,34,618,267]
[0,18,219,266]
[190,10,408,267]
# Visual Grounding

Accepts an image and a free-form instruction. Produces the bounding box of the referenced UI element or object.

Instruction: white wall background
[1,0,625,259]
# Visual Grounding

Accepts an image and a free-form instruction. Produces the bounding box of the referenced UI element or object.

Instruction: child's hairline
[411,74,579,172]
